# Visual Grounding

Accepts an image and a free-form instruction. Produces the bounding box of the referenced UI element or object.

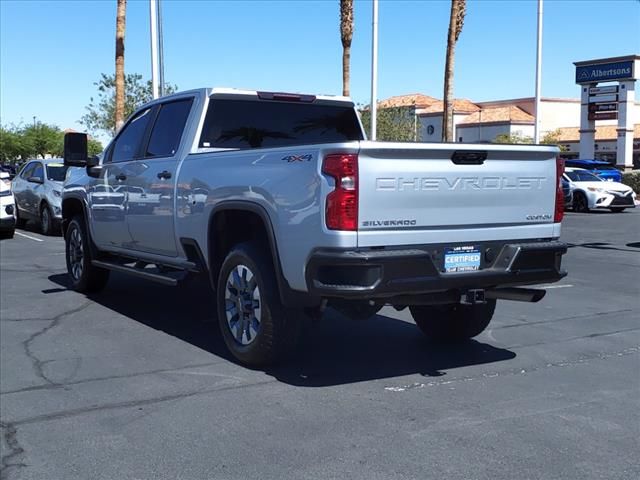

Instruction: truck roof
[146,88,353,106]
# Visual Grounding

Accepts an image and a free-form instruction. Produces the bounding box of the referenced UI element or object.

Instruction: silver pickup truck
[62,88,567,366]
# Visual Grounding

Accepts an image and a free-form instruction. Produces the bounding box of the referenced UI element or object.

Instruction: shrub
[621,170,640,193]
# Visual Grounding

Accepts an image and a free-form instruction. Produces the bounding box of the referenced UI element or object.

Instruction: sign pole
[370,0,379,141]
[149,0,159,99]
[534,0,543,144]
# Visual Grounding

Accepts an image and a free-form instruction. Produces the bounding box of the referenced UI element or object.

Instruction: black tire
[14,208,27,228]
[573,192,589,213]
[410,299,496,342]
[609,208,625,213]
[0,229,14,240]
[216,241,301,367]
[40,203,54,235]
[65,215,110,293]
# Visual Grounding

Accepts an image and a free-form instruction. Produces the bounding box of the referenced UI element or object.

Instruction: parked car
[564,167,636,213]
[564,159,622,183]
[0,178,16,239]
[1,164,18,180]
[11,158,68,234]
[561,177,573,209]
[0,171,11,186]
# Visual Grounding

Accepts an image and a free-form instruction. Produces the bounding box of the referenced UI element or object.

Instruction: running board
[485,287,546,303]
[92,260,179,286]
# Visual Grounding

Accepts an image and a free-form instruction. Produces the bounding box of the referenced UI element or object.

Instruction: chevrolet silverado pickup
[62,88,567,366]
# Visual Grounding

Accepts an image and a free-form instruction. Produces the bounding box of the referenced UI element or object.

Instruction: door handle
[157,170,172,180]
[115,173,127,181]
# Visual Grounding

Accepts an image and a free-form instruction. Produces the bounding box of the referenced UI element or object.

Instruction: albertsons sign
[576,61,634,84]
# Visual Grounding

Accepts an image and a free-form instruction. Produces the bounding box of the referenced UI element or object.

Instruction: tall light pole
[370,0,379,141]
[157,0,165,96]
[534,0,543,144]
[150,0,159,99]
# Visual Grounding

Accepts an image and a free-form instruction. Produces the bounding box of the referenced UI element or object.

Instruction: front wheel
[410,300,496,342]
[65,215,110,293]
[573,192,589,213]
[216,242,301,367]
[40,203,55,235]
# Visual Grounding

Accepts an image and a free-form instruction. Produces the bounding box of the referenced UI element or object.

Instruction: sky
[1,0,639,140]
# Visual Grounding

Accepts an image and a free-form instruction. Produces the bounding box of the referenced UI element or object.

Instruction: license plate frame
[444,245,481,273]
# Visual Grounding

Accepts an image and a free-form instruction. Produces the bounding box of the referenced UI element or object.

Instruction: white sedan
[0,173,16,239]
[564,167,636,213]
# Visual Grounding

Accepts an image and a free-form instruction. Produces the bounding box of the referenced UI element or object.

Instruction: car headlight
[587,187,604,193]
[53,190,62,197]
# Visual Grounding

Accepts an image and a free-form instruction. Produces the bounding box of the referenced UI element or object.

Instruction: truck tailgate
[357,142,560,247]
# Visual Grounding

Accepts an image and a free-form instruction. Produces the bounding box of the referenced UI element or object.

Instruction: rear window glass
[146,99,193,158]
[199,99,363,149]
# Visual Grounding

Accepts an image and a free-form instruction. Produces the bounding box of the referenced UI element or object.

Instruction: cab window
[111,109,153,163]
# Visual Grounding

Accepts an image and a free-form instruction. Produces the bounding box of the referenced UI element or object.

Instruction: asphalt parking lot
[1,210,639,480]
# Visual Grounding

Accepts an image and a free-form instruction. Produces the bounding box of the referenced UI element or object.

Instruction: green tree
[22,123,64,159]
[443,0,466,142]
[0,125,32,162]
[493,133,533,144]
[359,106,418,142]
[541,128,568,151]
[80,73,177,138]
[88,138,104,156]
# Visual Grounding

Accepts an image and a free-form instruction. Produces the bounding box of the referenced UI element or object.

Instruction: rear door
[12,161,36,215]
[356,142,559,247]
[124,97,193,257]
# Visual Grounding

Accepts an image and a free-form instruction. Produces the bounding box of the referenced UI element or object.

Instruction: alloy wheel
[68,227,84,281]
[224,264,261,346]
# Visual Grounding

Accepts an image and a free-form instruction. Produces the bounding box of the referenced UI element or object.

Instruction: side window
[20,162,36,179]
[32,163,44,180]
[146,99,193,158]
[111,108,152,163]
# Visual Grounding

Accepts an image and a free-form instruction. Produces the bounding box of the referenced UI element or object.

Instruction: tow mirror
[64,132,88,167]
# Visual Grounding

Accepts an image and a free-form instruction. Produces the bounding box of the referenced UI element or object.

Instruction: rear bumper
[306,240,567,300]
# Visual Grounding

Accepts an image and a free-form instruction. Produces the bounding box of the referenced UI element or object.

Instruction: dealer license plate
[444,246,481,273]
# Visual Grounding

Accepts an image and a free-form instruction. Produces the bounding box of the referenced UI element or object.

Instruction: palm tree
[115,0,127,133]
[442,0,466,142]
[340,0,354,97]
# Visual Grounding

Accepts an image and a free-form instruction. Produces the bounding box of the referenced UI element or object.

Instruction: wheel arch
[207,201,316,308]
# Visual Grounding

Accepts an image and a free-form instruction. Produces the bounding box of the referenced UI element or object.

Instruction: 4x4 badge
[282,154,312,163]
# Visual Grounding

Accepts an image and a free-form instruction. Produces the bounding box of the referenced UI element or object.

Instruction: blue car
[564,159,622,183]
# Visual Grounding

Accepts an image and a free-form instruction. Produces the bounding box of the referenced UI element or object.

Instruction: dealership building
[376,54,640,169]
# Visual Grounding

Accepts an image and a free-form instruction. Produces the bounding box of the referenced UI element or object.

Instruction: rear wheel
[65,215,110,293]
[216,242,301,367]
[0,229,14,240]
[573,192,589,213]
[609,207,625,213]
[40,203,54,235]
[410,300,496,341]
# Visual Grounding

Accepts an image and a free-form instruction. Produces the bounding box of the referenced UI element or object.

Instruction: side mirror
[64,132,88,167]
[28,176,44,184]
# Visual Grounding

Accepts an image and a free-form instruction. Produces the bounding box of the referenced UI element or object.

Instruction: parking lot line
[14,231,44,242]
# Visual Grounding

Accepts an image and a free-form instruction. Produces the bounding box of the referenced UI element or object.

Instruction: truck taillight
[555,157,564,223]
[322,153,358,231]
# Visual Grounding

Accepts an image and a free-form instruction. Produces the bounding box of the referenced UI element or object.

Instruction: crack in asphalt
[0,422,25,480]
[21,302,93,387]
[504,326,640,350]
[384,346,639,392]
[0,361,227,396]
[494,308,635,330]
[9,378,275,428]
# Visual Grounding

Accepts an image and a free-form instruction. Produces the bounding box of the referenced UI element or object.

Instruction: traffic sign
[588,111,618,121]
[588,94,618,103]
[588,103,618,112]
[589,86,619,95]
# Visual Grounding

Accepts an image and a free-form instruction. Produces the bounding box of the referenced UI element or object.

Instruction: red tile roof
[457,106,534,125]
